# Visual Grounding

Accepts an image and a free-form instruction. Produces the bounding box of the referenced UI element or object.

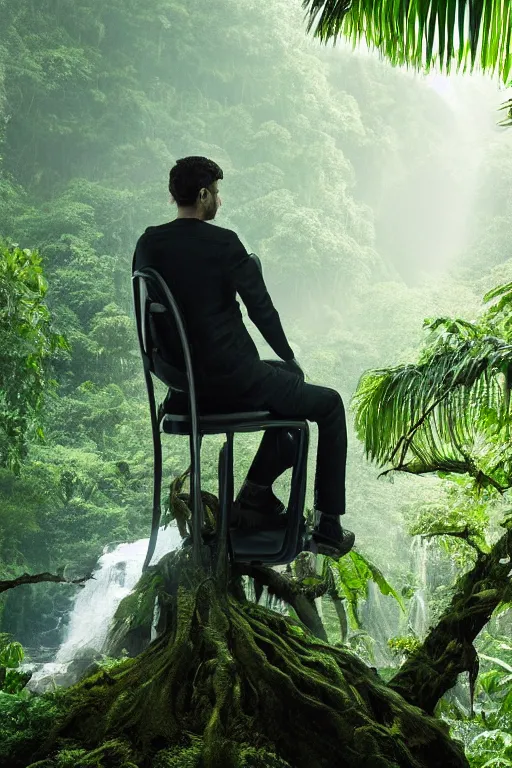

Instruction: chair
[132,265,310,573]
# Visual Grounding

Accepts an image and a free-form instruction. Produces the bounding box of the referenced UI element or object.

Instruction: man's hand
[284,357,306,380]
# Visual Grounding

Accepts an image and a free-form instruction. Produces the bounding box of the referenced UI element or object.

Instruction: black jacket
[132,219,294,396]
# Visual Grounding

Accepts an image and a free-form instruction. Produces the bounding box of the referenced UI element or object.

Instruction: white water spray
[25,525,182,692]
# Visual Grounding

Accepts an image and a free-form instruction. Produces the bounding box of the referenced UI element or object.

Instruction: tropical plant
[0,633,29,695]
[301,0,512,125]
[351,283,512,720]
[302,0,512,82]
[440,630,512,767]
[353,281,512,493]
[0,240,69,473]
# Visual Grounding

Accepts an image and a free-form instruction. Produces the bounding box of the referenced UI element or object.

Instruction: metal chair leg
[216,434,234,583]
[142,392,163,572]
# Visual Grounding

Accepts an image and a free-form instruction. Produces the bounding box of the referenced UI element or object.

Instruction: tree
[351,280,512,714]
[0,242,91,640]
[0,240,68,473]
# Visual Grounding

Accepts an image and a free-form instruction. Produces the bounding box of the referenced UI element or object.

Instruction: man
[133,156,354,559]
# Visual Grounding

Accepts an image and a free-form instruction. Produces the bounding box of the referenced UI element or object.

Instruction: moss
[54,751,89,767]
[26,740,137,768]
[234,745,292,767]
[24,762,56,768]
[151,744,202,767]
[112,572,163,629]
[105,572,164,657]
[7,549,469,768]
[149,742,291,767]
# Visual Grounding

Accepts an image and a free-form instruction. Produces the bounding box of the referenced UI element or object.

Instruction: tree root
[10,556,469,768]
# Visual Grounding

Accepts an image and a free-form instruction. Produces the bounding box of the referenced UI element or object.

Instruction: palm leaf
[446,0,457,69]
[428,0,441,66]
[470,0,485,65]
[483,281,512,304]
[502,3,512,81]
[437,0,448,66]
[352,329,512,486]
[301,0,512,83]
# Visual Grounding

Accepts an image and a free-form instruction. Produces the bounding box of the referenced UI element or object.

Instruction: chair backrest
[132,265,204,567]
[132,266,195,395]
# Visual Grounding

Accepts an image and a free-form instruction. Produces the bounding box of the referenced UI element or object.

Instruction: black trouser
[198,359,347,517]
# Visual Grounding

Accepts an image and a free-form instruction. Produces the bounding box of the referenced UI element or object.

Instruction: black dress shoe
[230,499,287,529]
[308,514,355,559]
[231,480,287,529]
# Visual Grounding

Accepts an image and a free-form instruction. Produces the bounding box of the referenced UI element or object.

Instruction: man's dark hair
[168,156,223,207]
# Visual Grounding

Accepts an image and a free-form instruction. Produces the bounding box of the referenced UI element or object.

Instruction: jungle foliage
[0,0,512,766]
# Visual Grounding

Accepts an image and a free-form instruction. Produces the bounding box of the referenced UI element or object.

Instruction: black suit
[133,218,347,518]
[132,219,294,397]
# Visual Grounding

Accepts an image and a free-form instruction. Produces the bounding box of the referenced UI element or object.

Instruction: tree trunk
[389,525,512,714]
[5,541,469,768]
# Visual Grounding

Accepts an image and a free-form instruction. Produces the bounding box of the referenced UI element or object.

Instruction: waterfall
[408,536,431,640]
[24,525,182,693]
[361,581,395,666]
[358,535,433,666]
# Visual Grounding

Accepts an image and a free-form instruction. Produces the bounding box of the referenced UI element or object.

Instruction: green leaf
[479,653,512,674]
[302,0,512,83]
[0,641,24,668]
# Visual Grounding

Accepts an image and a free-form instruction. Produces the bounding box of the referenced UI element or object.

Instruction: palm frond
[301,0,512,83]
[352,334,512,486]
[483,281,512,304]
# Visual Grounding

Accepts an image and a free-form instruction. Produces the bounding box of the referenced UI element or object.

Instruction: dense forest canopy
[1,0,512,766]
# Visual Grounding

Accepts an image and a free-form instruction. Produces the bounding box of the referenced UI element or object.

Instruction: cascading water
[408,535,431,640]
[359,534,433,667]
[24,524,182,693]
[361,580,397,666]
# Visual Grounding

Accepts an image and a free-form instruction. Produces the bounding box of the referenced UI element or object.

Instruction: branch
[0,571,93,594]
[378,461,465,480]
[390,392,447,466]
[378,460,508,494]
[388,525,512,714]
[235,563,329,642]
[327,587,348,643]
[420,525,484,553]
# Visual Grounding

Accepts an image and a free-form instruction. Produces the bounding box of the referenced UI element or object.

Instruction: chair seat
[183,524,308,565]
[160,391,306,435]
[161,409,280,435]
[231,526,296,563]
